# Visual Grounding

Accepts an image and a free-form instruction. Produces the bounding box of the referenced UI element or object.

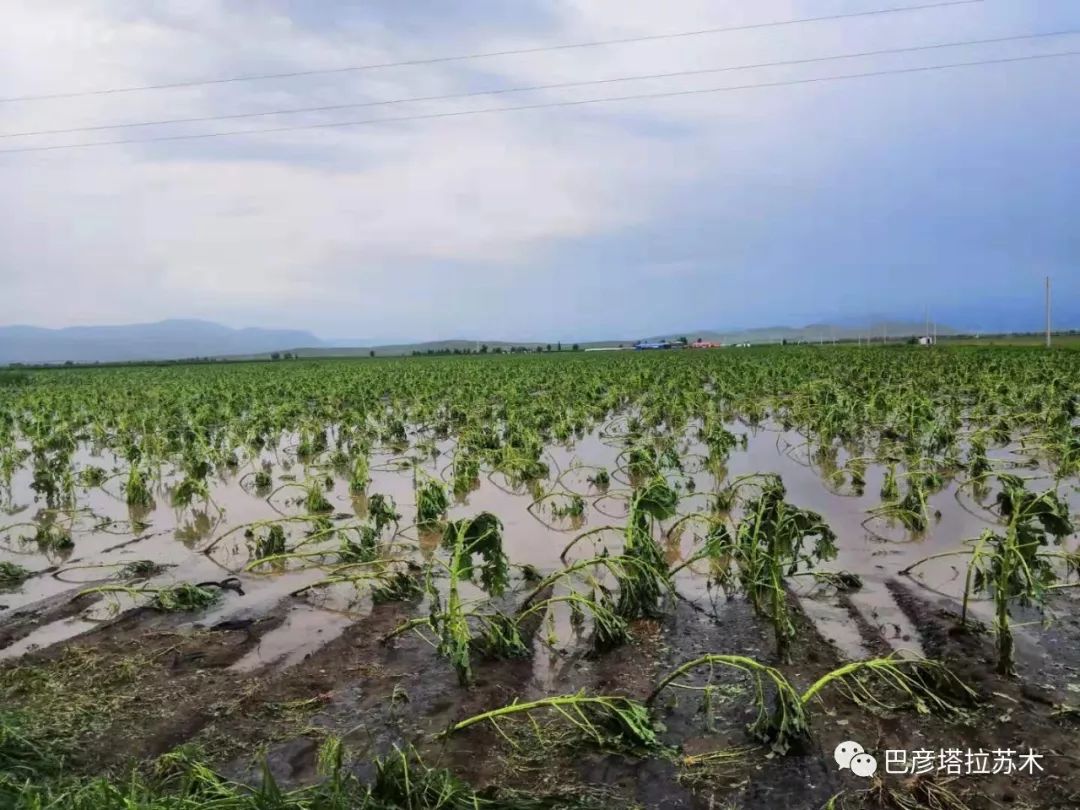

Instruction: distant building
[917,336,935,346]
[690,339,721,349]
[634,341,672,350]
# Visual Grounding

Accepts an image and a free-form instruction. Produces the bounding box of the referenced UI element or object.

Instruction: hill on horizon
[0,319,322,365]
[649,321,959,345]
[0,317,1041,365]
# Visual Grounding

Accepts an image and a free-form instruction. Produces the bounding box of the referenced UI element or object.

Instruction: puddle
[230,604,352,673]
[796,595,879,660]
[0,615,101,661]
[3,415,1078,665]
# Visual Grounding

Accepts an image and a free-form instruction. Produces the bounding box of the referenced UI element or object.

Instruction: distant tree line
[5,356,240,370]
[2,342,603,370]
[410,344,581,356]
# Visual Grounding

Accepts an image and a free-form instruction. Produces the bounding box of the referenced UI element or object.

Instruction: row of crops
[1,346,1079,808]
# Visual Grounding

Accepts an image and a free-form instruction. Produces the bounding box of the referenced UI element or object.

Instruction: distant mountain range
[0,320,321,365]
[0,318,964,365]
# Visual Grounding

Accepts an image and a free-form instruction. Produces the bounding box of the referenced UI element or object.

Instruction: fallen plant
[78,581,222,613]
[445,692,662,753]
[651,652,975,757]
[0,562,30,587]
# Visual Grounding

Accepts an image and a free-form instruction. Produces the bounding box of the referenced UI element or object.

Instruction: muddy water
[3,419,1078,670]
[230,603,353,673]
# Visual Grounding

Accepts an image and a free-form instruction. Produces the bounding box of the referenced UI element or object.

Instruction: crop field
[939,335,1080,349]
[1,347,1079,809]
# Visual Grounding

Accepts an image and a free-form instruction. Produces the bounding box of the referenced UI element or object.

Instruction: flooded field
[1,348,1079,809]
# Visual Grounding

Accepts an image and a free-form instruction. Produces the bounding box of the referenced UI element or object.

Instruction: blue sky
[1,0,1077,342]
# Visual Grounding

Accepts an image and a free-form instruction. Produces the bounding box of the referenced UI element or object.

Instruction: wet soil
[3,424,1080,808]
[5,574,1078,808]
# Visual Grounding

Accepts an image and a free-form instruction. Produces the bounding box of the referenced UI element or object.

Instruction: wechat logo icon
[835,741,878,778]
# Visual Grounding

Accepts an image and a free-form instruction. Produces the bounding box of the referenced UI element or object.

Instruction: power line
[2,49,1074,156]
[4,29,1073,140]
[0,0,982,104]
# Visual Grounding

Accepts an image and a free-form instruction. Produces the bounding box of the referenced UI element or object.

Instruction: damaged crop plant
[2,345,1080,808]
[901,473,1077,676]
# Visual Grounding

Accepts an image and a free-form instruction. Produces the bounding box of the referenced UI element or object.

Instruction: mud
[3,420,1080,808]
[4,566,1080,808]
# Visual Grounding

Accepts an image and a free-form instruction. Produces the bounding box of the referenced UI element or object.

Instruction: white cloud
[1,0,1077,335]
[0,0,692,327]
[0,111,679,326]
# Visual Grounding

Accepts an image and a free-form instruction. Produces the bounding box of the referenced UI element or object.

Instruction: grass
[0,647,156,770]
[0,711,60,778]
[1,730,608,810]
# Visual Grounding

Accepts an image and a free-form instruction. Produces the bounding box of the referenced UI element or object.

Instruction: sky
[1,0,1078,342]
